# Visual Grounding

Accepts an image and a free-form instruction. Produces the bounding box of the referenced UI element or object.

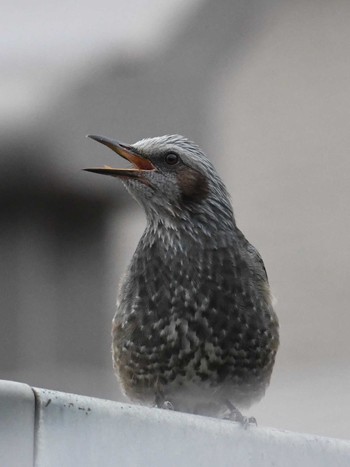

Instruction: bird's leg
[223,400,257,429]
[154,390,174,411]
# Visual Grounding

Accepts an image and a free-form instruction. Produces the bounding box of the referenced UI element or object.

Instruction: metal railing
[1,379,349,467]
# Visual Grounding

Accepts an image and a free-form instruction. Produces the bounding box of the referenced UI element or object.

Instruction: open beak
[84,135,155,177]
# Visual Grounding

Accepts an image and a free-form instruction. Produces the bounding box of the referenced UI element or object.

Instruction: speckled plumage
[86,134,279,419]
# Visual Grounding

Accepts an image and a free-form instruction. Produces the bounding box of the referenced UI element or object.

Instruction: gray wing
[236,228,269,282]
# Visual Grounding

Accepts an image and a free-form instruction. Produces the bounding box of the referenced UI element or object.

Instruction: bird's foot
[154,392,174,411]
[224,412,257,429]
[160,400,174,411]
[223,400,257,429]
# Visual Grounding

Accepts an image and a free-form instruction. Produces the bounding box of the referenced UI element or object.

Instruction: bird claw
[223,401,257,428]
[161,400,175,411]
[224,411,257,428]
[154,393,174,411]
[242,416,257,429]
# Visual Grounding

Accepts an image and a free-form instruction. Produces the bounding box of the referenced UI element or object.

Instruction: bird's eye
[164,152,179,165]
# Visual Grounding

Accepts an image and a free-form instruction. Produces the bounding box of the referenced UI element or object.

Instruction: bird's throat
[144,215,237,258]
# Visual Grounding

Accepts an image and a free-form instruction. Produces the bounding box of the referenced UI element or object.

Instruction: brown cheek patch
[177,167,209,203]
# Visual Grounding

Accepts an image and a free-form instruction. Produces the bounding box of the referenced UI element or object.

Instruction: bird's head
[85,134,234,229]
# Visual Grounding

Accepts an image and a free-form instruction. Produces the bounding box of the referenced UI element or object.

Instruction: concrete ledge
[1,380,350,466]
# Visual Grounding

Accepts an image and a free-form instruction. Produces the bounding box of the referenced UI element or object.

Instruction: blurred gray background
[1,0,349,440]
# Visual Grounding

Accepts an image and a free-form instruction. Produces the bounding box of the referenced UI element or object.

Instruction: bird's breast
[112,231,278,405]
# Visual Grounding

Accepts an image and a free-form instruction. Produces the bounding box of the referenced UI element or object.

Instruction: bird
[85,134,279,425]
